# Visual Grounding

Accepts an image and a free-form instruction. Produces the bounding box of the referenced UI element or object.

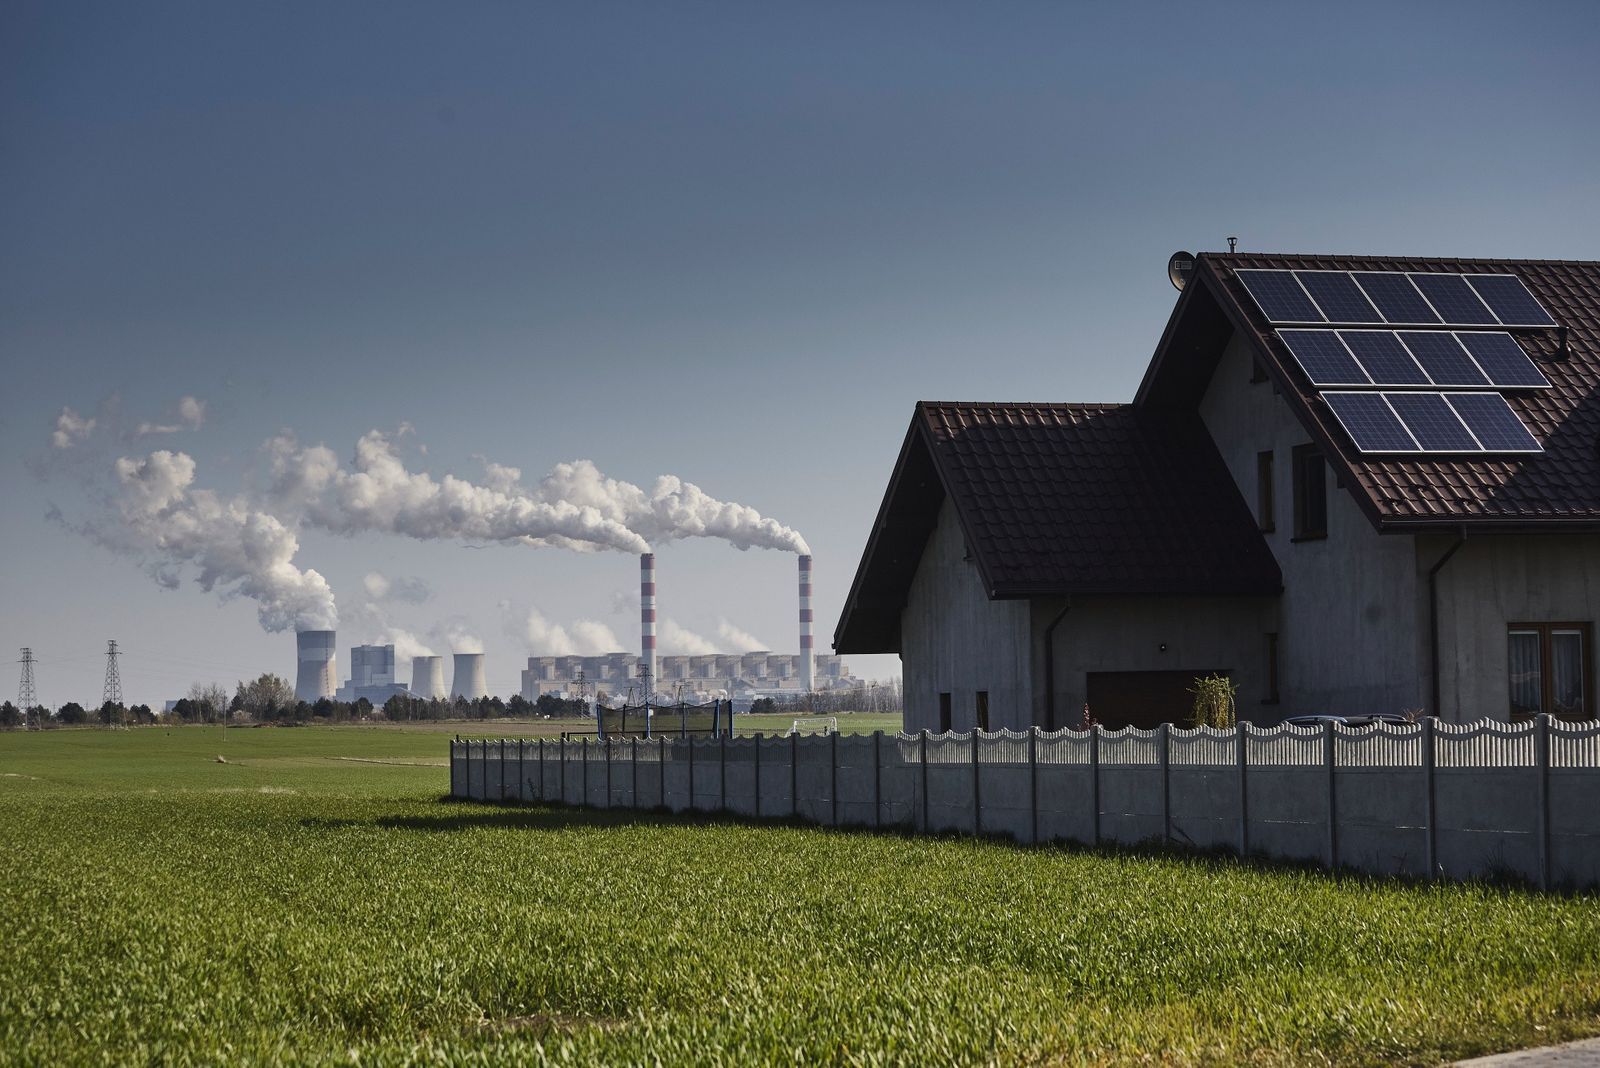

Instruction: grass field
[2,725,1598,1065]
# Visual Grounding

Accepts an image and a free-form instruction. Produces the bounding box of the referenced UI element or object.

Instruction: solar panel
[1238,270,1324,323]
[1322,392,1417,453]
[1351,272,1441,324]
[1278,330,1369,386]
[1445,393,1541,452]
[1295,272,1382,323]
[1338,331,1430,385]
[1455,332,1550,388]
[1396,331,1489,386]
[1384,392,1479,452]
[1466,274,1557,327]
[1409,274,1498,325]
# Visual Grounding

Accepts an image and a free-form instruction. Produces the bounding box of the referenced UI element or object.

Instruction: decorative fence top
[456,715,1600,769]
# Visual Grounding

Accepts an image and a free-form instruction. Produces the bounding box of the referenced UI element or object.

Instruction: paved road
[1455,1037,1600,1066]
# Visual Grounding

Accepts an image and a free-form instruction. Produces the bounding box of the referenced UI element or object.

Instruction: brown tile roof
[834,401,1280,653]
[1193,253,1600,528]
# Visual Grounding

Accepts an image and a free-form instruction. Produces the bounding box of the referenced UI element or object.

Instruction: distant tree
[98,701,128,726]
[186,682,230,723]
[0,702,20,729]
[56,702,88,725]
[230,683,247,714]
[129,704,155,724]
[748,697,776,715]
[353,697,374,719]
[238,674,294,720]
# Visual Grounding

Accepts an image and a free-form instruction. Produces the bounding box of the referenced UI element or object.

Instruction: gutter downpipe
[1428,529,1467,719]
[1042,599,1072,730]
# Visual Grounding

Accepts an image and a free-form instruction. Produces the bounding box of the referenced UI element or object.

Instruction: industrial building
[335,644,411,706]
[519,651,856,701]
[837,252,1600,732]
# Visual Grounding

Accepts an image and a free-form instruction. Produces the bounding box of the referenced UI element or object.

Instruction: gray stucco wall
[899,498,1033,732]
[1436,533,1600,722]
[1197,331,1428,719]
[1029,593,1277,729]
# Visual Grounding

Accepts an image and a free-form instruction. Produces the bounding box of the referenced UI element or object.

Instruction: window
[975,691,990,732]
[1263,632,1280,704]
[1509,623,1591,720]
[1292,444,1327,540]
[938,692,952,733]
[1256,451,1275,532]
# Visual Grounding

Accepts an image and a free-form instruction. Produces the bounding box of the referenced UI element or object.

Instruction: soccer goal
[786,716,838,737]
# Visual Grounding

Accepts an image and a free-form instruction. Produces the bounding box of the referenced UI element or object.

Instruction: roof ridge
[917,400,1130,409]
[1199,251,1600,268]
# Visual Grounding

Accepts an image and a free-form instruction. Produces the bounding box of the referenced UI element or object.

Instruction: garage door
[1085,669,1228,731]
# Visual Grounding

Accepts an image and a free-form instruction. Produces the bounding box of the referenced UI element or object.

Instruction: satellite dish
[1168,251,1195,292]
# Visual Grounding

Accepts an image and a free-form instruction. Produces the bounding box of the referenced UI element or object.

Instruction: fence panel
[454,718,1600,889]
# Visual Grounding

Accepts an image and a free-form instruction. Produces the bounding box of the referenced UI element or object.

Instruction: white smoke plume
[135,396,207,437]
[267,431,652,553]
[363,571,433,605]
[716,619,768,653]
[85,450,337,632]
[440,621,485,655]
[51,407,97,449]
[659,618,718,656]
[380,627,435,662]
[520,606,622,656]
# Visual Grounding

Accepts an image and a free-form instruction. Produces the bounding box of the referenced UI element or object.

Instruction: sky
[4,1,1600,707]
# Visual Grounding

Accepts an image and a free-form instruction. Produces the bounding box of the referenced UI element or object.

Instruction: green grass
[1,726,1597,1065]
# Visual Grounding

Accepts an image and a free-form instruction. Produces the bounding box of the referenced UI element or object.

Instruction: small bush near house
[1189,673,1237,729]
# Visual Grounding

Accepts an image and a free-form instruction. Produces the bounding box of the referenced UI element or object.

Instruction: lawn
[1,726,1597,1066]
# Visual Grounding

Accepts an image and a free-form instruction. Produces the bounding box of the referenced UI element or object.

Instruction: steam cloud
[89,450,337,632]
[716,620,768,652]
[51,407,96,449]
[521,606,622,656]
[135,396,207,437]
[363,571,433,604]
[659,618,718,656]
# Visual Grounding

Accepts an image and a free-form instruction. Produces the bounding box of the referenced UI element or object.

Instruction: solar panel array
[1278,329,1549,389]
[1322,392,1540,454]
[1235,268,1555,456]
[1238,269,1557,327]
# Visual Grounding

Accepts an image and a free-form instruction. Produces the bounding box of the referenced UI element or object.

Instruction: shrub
[1188,674,1237,729]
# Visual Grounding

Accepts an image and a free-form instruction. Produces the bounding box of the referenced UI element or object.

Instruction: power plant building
[519,651,854,701]
[336,643,412,706]
[294,630,338,702]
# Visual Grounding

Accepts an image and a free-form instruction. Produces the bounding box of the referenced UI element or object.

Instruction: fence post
[1536,713,1552,891]
[831,729,839,827]
[873,730,882,829]
[632,736,638,808]
[582,736,590,808]
[449,739,457,797]
[687,733,695,812]
[720,730,728,812]
[1090,726,1101,847]
[538,737,545,802]
[605,737,612,808]
[1236,723,1249,857]
[790,730,799,819]
[920,730,929,833]
[1422,716,1436,879]
[1029,727,1038,845]
[560,737,566,805]
[1324,720,1337,870]
[660,738,666,809]
[518,738,525,802]
[971,730,981,837]
[1159,722,1171,843]
[479,738,487,801]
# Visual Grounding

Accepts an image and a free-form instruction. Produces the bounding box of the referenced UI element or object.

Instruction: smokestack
[411,655,445,699]
[451,653,487,700]
[799,555,814,692]
[640,552,656,699]
[295,630,337,702]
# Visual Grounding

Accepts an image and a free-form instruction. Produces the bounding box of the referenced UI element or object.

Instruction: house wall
[1029,594,1276,729]
[1197,331,1429,719]
[1436,533,1600,722]
[899,498,1033,732]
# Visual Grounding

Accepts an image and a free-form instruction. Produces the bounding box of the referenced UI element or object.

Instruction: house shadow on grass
[308,796,1597,898]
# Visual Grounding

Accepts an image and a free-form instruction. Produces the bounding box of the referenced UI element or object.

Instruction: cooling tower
[640,553,656,698]
[411,655,446,700]
[451,653,487,700]
[295,630,337,703]
[799,555,815,692]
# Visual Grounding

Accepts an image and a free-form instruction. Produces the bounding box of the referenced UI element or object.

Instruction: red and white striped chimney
[798,554,815,692]
[640,552,656,699]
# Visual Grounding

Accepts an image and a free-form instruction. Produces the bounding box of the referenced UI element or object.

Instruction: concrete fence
[449,716,1600,890]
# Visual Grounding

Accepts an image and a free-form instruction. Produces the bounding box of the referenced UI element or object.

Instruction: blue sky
[4,1,1599,706]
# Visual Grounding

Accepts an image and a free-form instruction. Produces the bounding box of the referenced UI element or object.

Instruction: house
[834,253,1600,732]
